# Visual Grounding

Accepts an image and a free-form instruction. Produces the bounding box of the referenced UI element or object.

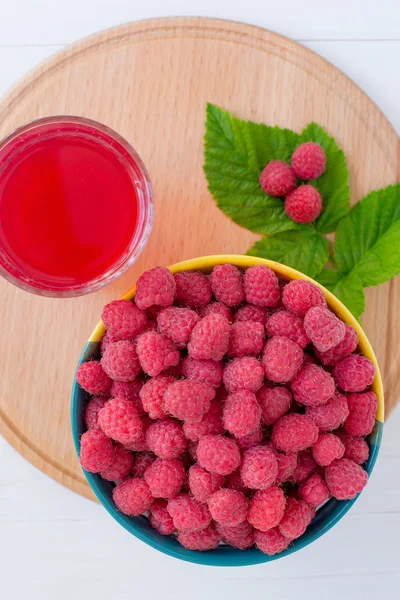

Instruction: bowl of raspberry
[71,255,384,566]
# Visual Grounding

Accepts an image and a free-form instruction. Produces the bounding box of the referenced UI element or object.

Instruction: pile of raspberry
[77,263,377,555]
[259,142,327,224]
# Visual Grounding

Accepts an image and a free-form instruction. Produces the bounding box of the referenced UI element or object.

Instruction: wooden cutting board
[0,17,398,501]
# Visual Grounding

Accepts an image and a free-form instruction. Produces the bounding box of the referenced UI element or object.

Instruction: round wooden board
[0,17,399,501]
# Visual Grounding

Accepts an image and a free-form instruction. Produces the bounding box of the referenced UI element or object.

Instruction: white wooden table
[1,1,399,598]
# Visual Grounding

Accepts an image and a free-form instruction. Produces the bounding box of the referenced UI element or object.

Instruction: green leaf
[316,269,366,320]
[247,229,329,279]
[334,184,400,287]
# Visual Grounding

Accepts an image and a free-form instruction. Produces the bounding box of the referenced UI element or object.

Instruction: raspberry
[102,299,148,340]
[84,396,108,430]
[259,160,297,197]
[291,142,326,180]
[208,489,248,527]
[291,451,316,484]
[188,464,224,502]
[255,527,292,555]
[164,379,215,423]
[76,361,112,395]
[101,341,141,382]
[291,364,335,407]
[174,271,212,308]
[188,314,230,361]
[100,444,134,481]
[135,266,176,310]
[177,524,220,550]
[241,446,278,490]
[136,331,180,377]
[262,336,304,383]
[298,473,330,507]
[228,321,265,358]
[167,493,212,532]
[100,333,119,355]
[306,392,349,431]
[257,384,292,426]
[335,430,370,464]
[282,279,326,317]
[146,418,187,459]
[325,458,368,500]
[304,306,346,353]
[316,324,359,365]
[181,357,223,388]
[285,185,322,224]
[223,357,264,394]
[235,425,263,450]
[279,497,314,539]
[248,486,286,531]
[149,499,176,535]
[198,301,233,322]
[275,451,298,483]
[312,433,345,466]
[131,452,155,477]
[144,458,185,498]
[266,310,310,348]
[156,306,200,348]
[244,265,280,307]
[234,304,269,324]
[139,374,174,419]
[123,415,151,452]
[223,390,262,437]
[197,435,241,476]
[183,399,224,441]
[79,429,114,473]
[210,264,245,307]
[272,414,319,453]
[111,379,145,415]
[98,397,142,445]
[333,356,376,393]
[225,469,249,495]
[344,391,378,436]
[112,477,153,516]
[216,521,254,550]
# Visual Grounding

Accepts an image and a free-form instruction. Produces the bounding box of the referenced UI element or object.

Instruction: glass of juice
[0,116,154,297]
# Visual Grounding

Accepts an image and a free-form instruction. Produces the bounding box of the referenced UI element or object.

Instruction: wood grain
[0,17,398,501]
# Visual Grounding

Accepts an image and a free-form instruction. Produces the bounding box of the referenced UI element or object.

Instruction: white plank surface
[1,1,399,598]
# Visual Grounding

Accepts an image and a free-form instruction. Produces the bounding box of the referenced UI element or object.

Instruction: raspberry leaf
[316,269,365,320]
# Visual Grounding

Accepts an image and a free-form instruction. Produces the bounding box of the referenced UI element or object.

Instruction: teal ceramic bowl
[71,255,384,566]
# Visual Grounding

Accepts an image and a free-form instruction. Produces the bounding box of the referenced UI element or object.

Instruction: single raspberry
[174,271,212,308]
[259,160,297,197]
[216,521,254,549]
[188,464,224,502]
[100,333,119,355]
[225,469,249,495]
[183,400,224,441]
[156,306,200,348]
[182,357,223,388]
[241,446,278,490]
[335,430,370,464]
[167,493,212,532]
[223,357,264,394]
[149,499,176,535]
[210,264,245,307]
[316,324,359,366]
[266,310,310,348]
[306,392,349,431]
[100,444,134,481]
[130,452,155,477]
[198,301,233,322]
[228,321,266,359]
[135,266,176,310]
[101,341,141,382]
[325,458,368,500]
[257,384,292,426]
[197,435,241,476]
[235,425,263,450]
[285,185,322,224]
[84,396,108,430]
[282,279,326,317]
[187,441,198,461]
[291,364,335,407]
[136,331,180,377]
[223,390,262,437]
[312,433,345,466]
[279,497,314,539]
[272,414,319,453]
[79,429,114,473]
[98,397,142,445]
[333,356,376,393]
[139,375,174,419]
[112,477,153,516]
[298,473,330,507]
[234,304,269,324]
[102,299,147,340]
[291,451,316,484]
[255,527,292,555]
[146,418,187,459]
[344,391,378,436]
[208,489,248,527]
[275,451,298,483]
[110,379,145,415]
[188,313,230,361]
[262,336,304,383]
[304,306,346,353]
[248,486,286,531]
[177,524,220,550]
[76,361,112,395]
[164,379,215,423]
[244,265,280,307]
[144,458,185,498]
[123,415,151,452]
[291,142,326,180]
